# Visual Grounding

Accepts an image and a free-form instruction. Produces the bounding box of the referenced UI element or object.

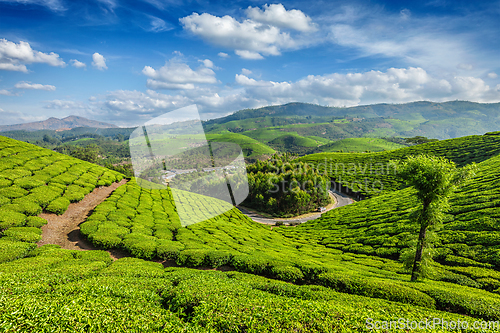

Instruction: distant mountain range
[205,101,500,140]
[0,116,117,132]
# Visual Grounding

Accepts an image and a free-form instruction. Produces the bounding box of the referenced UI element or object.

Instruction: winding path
[37,179,129,259]
[237,190,354,225]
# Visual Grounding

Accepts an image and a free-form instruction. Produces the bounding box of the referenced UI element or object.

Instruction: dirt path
[237,190,353,225]
[37,179,129,259]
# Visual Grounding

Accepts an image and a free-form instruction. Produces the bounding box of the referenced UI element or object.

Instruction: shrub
[0,178,12,188]
[176,249,207,267]
[204,251,232,268]
[157,240,185,260]
[122,233,158,259]
[74,250,113,265]
[14,177,46,190]
[0,195,9,206]
[26,188,60,208]
[231,254,271,275]
[25,216,48,228]
[46,197,71,215]
[270,265,305,283]
[79,221,100,236]
[0,186,28,199]
[63,185,86,202]
[0,238,36,263]
[8,199,42,216]
[2,227,42,243]
[89,233,122,248]
[317,272,436,309]
[0,209,26,229]
[294,263,329,281]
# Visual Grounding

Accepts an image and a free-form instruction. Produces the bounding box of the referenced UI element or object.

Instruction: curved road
[237,190,353,225]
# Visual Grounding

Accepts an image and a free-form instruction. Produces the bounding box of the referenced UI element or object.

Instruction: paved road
[237,190,353,225]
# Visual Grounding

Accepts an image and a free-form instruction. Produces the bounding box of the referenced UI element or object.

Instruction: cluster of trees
[243,153,331,217]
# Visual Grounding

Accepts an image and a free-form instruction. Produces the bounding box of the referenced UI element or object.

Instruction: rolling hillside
[298,131,500,197]
[2,135,500,330]
[205,101,500,140]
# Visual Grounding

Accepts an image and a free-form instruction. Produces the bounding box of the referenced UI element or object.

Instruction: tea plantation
[2,134,500,331]
[0,136,124,263]
[298,131,500,197]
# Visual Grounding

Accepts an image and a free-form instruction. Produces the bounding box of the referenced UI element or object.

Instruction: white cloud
[325,5,496,75]
[0,39,66,72]
[218,52,229,58]
[235,67,500,106]
[44,100,88,109]
[180,11,299,59]
[0,109,46,125]
[235,74,272,87]
[92,52,107,70]
[142,59,217,90]
[14,81,56,91]
[457,63,473,70]
[235,50,264,60]
[241,68,252,76]
[199,59,214,68]
[0,89,14,96]
[149,16,173,32]
[245,4,316,32]
[70,59,86,68]
[488,72,498,79]
[0,0,65,11]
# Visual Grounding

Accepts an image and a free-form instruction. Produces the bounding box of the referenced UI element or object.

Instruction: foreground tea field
[0,136,124,263]
[0,245,496,333]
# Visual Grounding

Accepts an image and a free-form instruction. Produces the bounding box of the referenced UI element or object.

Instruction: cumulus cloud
[0,0,65,11]
[142,59,217,90]
[44,100,89,109]
[70,59,86,68]
[245,4,316,32]
[199,59,214,68]
[14,81,56,91]
[0,39,66,72]
[218,52,229,58]
[488,72,498,79]
[235,50,264,60]
[180,4,316,59]
[0,89,15,96]
[92,52,107,70]
[235,67,500,106]
[241,68,252,76]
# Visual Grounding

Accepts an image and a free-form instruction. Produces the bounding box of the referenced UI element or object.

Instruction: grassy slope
[284,152,500,292]
[3,136,500,330]
[206,132,275,159]
[0,135,124,263]
[314,138,406,153]
[298,132,500,197]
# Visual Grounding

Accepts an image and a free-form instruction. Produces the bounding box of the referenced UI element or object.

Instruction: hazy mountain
[0,116,117,132]
[205,101,500,139]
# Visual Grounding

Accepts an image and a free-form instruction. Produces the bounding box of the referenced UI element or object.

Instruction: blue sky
[0,0,499,126]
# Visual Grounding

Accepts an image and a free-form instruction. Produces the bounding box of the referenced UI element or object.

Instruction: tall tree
[398,155,475,281]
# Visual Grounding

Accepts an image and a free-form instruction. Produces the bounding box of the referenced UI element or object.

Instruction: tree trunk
[411,203,430,281]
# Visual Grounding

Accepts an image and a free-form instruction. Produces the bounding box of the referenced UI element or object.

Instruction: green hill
[204,101,500,140]
[3,135,500,330]
[206,132,275,160]
[0,135,124,263]
[314,137,406,153]
[298,132,500,197]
